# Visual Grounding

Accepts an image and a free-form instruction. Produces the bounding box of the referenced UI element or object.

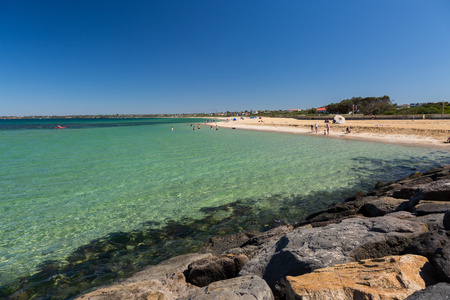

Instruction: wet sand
[212,117,450,148]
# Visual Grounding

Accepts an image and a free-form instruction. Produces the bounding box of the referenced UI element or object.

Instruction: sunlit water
[1,118,449,298]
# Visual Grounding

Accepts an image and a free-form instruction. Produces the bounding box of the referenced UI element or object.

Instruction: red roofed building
[316,107,327,112]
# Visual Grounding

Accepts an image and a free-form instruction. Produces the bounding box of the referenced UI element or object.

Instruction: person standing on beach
[326,124,330,135]
[315,123,318,134]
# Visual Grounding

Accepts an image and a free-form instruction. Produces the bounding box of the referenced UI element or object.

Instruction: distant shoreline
[212,117,450,149]
[0,115,178,120]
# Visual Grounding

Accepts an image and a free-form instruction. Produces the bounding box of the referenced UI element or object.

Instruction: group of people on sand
[310,122,351,136]
[310,122,331,135]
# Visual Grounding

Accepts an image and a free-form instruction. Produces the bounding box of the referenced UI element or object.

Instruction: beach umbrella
[334,115,345,124]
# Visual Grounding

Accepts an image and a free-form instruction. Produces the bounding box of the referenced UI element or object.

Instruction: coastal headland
[213,116,450,148]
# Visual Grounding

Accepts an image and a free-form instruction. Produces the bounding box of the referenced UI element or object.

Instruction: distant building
[410,102,437,107]
[316,107,327,113]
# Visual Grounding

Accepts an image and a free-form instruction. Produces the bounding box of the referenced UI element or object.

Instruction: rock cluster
[76,165,450,300]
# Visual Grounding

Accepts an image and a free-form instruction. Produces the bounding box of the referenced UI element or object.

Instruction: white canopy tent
[334,115,345,124]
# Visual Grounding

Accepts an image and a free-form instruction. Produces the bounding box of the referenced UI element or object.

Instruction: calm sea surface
[1,118,449,298]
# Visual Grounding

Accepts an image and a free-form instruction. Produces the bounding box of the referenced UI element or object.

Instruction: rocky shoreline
[75,165,450,300]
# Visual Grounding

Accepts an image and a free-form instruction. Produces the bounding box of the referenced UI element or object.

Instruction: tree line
[244,96,449,117]
[326,96,449,115]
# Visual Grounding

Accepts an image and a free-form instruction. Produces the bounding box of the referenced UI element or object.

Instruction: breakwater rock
[76,165,450,300]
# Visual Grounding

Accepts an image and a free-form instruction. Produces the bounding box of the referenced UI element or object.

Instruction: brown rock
[76,273,185,300]
[286,255,438,300]
[185,254,249,287]
[76,253,209,300]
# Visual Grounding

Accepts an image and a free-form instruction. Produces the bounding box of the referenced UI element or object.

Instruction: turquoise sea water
[1,118,449,298]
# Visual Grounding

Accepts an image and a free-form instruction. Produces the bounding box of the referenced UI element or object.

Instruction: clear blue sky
[1,1,449,116]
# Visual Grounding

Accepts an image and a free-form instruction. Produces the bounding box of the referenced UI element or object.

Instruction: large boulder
[303,196,378,224]
[286,255,438,300]
[410,213,445,231]
[185,254,249,287]
[239,216,428,298]
[412,180,450,202]
[76,253,210,300]
[199,225,293,259]
[414,201,450,216]
[433,241,450,282]
[404,230,448,259]
[186,275,274,300]
[405,282,450,300]
[362,197,407,217]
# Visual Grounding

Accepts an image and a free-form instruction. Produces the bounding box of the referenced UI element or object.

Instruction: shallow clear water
[1,118,449,298]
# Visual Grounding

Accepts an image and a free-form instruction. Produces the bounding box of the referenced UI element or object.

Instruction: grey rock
[304,196,378,224]
[199,226,293,259]
[404,230,448,259]
[185,254,249,287]
[374,181,396,190]
[428,170,450,181]
[185,275,274,300]
[403,175,434,187]
[405,282,450,300]
[343,190,365,202]
[424,165,450,175]
[433,241,450,282]
[401,180,450,211]
[411,213,445,231]
[240,225,293,248]
[370,183,402,196]
[393,187,419,199]
[419,179,450,201]
[414,201,450,216]
[239,216,428,298]
[385,211,415,219]
[362,197,407,217]
[199,231,260,256]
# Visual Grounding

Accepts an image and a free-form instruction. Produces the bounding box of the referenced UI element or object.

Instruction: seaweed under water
[2,182,370,300]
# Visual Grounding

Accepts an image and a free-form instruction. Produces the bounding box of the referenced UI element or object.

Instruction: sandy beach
[212,117,450,148]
